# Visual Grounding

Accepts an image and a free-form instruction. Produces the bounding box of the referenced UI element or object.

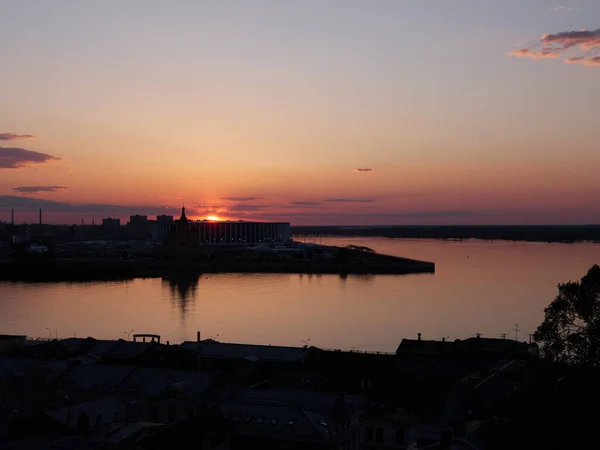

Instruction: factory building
[197,220,291,245]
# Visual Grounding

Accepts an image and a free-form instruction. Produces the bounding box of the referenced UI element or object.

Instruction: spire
[180,206,187,222]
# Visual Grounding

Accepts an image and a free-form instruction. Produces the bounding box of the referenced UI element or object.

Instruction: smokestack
[11,208,14,226]
[81,218,84,226]
[197,331,202,372]
[417,333,422,341]
[92,219,95,227]
[39,208,42,225]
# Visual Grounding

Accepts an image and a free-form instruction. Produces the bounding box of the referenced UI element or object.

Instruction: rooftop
[65,363,137,391]
[217,387,344,415]
[180,340,312,363]
[221,401,335,443]
[396,337,534,357]
[0,334,26,341]
[120,367,211,397]
[45,396,127,429]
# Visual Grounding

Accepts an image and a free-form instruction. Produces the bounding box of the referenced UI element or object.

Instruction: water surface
[1,237,598,352]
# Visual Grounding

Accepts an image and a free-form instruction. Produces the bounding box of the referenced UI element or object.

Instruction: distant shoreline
[291,225,600,243]
[0,253,435,282]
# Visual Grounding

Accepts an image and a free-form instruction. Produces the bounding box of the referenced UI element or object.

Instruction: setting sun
[207,216,219,221]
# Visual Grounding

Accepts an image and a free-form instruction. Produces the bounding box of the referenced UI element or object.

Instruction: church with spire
[164,206,200,257]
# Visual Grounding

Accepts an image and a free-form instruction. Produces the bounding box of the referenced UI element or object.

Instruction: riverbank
[0,253,435,282]
[292,225,600,242]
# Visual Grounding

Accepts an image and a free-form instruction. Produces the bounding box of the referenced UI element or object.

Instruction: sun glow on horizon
[207,215,219,221]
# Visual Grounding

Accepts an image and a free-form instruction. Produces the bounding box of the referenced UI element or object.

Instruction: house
[135,407,231,450]
[0,335,27,355]
[216,388,359,450]
[119,367,212,423]
[10,396,128,440]
[180,337,315,384]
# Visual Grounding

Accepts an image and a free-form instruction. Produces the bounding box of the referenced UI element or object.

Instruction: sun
[207,215,219,221]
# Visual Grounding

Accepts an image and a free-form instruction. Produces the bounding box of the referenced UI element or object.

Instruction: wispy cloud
[287,201,321,206]
[0,147,60,169]
[220,197,259,201]
[508,28,600,67]
[564,55,600,66]
[0,133,35,141]
[549,6,572,12]
[356,168,373,172]
[12,186,67,194]
[507,48,560,59]
[0,196,195,216]
[259,210,475,219]
[324,198,376,203]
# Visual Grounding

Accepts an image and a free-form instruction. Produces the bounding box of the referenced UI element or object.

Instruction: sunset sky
[1,0,599,225]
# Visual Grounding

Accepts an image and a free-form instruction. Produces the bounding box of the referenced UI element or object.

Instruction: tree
[534,264,600,366]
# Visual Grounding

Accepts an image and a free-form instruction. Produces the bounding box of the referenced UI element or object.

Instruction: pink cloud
[541,29,600,51]
[564,56,600,66]
[548,6,572,12]
[508,28,600,68]
[507,48,560,59]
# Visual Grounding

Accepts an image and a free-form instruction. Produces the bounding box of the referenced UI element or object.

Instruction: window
[365,426,373,442]
[395,429,405,445]
[375,427,384,443]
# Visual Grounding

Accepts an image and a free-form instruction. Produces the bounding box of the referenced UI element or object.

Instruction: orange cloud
[508,28,600,67]
[564,56,600,66]
[507,48,560,59]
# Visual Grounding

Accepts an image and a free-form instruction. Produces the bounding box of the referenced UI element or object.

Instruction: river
[0,237,598,352]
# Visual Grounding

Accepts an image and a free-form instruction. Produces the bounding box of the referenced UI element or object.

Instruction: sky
[1,0,599,226]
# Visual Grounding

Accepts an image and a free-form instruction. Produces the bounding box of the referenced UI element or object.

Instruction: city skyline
[2,1,600,225]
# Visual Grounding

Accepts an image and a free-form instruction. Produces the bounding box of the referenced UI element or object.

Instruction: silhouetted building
[163,207,201,257]
[101,218,120,237]
[198,220,291,245]
[152,215,174,244]
[127,214,151,239]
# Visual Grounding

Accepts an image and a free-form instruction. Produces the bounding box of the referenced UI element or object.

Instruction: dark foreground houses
[2,330,591,449]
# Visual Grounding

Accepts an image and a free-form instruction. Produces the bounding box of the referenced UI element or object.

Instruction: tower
[180,206,187,222]
[39,208,42,225]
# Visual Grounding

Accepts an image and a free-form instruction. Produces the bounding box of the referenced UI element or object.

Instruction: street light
[46,327,52,340]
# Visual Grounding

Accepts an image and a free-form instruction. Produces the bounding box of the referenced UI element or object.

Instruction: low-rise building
[0,335,26,354]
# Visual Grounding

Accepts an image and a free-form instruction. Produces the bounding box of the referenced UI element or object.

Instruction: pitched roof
[220,402,334,443]
[86,340,120,358]
[119,367,211,397]
[65,363,137,391]
[45,396,127,429]
[218,387,343,414]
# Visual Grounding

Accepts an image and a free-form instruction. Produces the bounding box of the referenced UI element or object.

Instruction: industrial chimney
[39,208,42,225]
[11,208,14,226]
